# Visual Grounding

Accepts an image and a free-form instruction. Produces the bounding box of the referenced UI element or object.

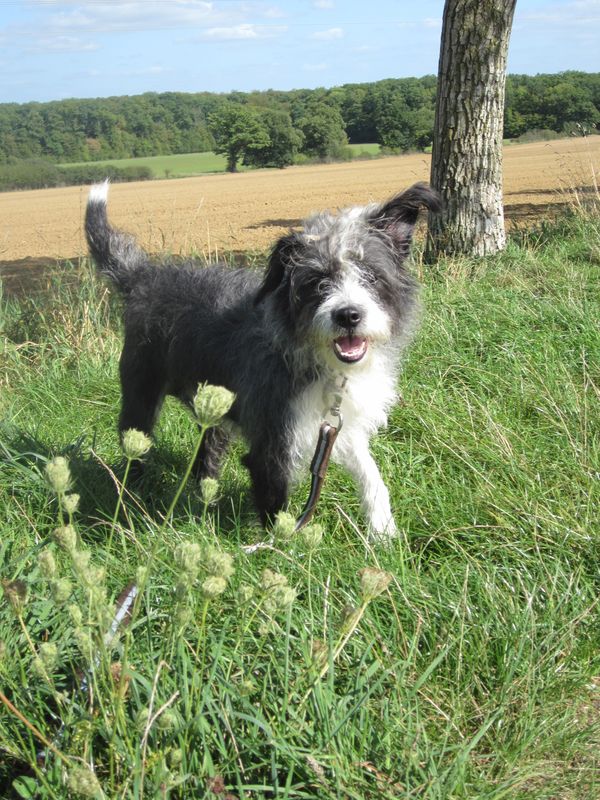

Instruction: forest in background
[0,71,598,188]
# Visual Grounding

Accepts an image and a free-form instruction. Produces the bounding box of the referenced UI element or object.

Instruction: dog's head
[255,182,441,369]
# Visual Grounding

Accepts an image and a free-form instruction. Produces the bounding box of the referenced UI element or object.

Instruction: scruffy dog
[85,181,440,539]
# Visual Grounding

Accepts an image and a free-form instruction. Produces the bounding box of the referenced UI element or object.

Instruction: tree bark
[426,0,517,260]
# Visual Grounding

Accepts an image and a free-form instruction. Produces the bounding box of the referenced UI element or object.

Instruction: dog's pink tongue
[334,335,368,362]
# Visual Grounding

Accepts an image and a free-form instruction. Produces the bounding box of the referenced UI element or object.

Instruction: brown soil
[1,136,598,293]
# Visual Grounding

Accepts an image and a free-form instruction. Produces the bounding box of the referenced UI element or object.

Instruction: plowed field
[1,137,598,287]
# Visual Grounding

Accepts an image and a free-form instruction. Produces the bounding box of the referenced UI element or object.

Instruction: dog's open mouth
[333,335,368,363]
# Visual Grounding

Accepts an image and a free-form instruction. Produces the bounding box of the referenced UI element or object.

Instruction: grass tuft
[0,211,599,798]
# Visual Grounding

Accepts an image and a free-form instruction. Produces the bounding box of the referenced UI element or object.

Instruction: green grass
[0,211,599,799]
[62,145,382,179]
[347,143,381,157]
[61,151,231,179]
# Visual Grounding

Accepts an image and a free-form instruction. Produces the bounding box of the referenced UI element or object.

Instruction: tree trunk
[426,0,517,260]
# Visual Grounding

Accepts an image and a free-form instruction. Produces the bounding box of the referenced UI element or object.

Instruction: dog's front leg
[243,441,290,527]
[337,442,398,541]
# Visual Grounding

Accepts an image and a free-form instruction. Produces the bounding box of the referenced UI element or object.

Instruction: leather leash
[295,375,347,530]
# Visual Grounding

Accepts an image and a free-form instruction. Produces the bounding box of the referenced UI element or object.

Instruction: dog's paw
[368,513,399,544]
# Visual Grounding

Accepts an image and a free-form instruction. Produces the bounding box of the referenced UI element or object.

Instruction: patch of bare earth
[1,136,598,293]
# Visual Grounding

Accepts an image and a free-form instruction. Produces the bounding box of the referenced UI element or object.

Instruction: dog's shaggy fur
[85,181,440,539]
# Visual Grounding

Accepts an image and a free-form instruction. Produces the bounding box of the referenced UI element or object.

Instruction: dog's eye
[317,278,331,295]
[364,272,378,286]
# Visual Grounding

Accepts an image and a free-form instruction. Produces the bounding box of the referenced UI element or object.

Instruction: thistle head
[201,575,228,599]
[38,549,57,579]
[204,546,234,580]
[358,567,393,602]
[2,580,28,614]
[193,383,235,427]
[67,765,103,798]
[174,542,202,578]
[301,522,324,551]
[200,477,219,506]
[121,429,152,460]
[62,493,80,515]
[51,578,72,605]
[45,456,71,495]
[53,524,78,554]
[272,511,297,542]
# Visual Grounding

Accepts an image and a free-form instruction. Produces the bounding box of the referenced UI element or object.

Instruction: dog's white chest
[290,356,398,474]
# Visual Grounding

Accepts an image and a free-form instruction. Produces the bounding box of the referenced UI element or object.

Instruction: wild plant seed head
[238,583,255,604]
[62,493,80,515]
[121,428,152,460]
[31,657,47,679]
[73,628,93,658]
[2,579,28,613]
[51,578,72,605]
[38,549,57,579]
[204,546,234,579]
[272,511,297,542]
[200,477,219,505]
[311,638,328,667]
[175,580,188,601]
[261,569,288,591]
[72,549,91,577]
[358,567,393,601]
[302,522,324,550]
[38,641,58,671]
[275,585,297,610]
[261,570,297,614]
[67,766,103,799]
[193,383,235,427]
[53,524,77,554]
[201,575,228,598]
[174,542,202,578]
[156,709,179,732]
[68,604,83,627]
[174,606,192,628]
[45,456,71,495]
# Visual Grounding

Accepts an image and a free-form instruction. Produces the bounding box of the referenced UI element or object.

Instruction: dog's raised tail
[85,180,146,293]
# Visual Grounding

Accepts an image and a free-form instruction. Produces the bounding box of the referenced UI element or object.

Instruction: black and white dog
[85,181,440,540]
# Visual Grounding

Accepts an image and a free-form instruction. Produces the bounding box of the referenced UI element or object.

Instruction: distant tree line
[0,71,598,172]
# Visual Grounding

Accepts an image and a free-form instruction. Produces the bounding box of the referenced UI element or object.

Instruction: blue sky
[0,0,599,104]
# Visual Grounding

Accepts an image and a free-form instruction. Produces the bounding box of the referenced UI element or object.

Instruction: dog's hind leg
[118,342,166,440]
[192,425,230,480]
[243,440,290,527]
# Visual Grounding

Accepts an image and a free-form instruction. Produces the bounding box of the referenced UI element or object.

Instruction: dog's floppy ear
[255,233,302,305]
[369,182,441,258]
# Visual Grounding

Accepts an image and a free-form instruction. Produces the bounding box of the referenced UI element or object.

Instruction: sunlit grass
[0,211,598,798]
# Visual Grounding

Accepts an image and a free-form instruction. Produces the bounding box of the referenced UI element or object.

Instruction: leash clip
[323,374,347,432]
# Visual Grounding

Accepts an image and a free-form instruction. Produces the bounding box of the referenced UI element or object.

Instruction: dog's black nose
[332,306,362,329]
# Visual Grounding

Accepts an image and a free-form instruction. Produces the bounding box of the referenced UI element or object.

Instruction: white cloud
[518,0,600,25]
[311,27,343,40]
[26,34,98,52]
[313,0,334,8]
[201,23,287,40]
[3,1,289,55]
[423,17,442,28]
[262,5,285,18]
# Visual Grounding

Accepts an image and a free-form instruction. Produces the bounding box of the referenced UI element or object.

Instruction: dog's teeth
[333,336,368,363]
